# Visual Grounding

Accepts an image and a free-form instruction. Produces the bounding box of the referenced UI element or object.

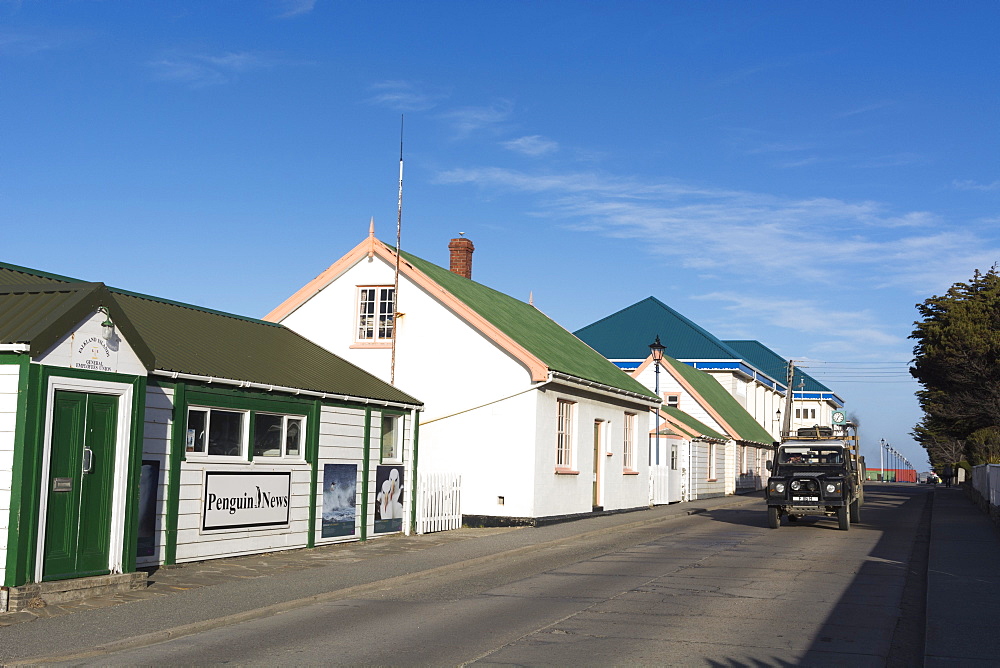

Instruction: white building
[266,226,661,525]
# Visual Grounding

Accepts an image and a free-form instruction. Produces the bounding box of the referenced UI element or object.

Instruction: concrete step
[3,572,147,612]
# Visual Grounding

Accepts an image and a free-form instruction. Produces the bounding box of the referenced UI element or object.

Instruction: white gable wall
[281,255,537,473]
[34,311,147,377]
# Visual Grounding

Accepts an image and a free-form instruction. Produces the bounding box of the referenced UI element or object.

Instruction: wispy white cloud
[502,135,558,157]
[367,81,446,112]
[273,0,316,18]
[435,165,1000,303]
[854,152,924,168]
[0,27,88,57]
[836,101,895,118]
[953,179,1000,192]
[148,50,275,87]
[439,100,513,138]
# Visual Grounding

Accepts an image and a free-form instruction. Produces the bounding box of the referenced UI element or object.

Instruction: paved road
[40,485,930,666]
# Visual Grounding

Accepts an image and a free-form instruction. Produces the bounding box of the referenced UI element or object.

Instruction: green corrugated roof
[723,340,831,393]
[574,297,744,361]
[664,356,775,445]
[0,262,420,406]
[661,406,727,442]
[399,250,657,400]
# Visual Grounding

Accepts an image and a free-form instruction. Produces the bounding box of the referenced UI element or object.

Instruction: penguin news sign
[202,471,292,531]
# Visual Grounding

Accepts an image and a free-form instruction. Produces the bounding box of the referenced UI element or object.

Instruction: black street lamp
[649,336,666,466]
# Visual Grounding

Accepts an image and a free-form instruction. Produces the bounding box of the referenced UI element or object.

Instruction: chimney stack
[448,236,474,279]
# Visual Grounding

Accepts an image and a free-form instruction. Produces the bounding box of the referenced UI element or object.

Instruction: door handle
[82,447,94,474]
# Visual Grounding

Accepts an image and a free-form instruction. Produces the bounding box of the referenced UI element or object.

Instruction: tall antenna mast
[391,115,404,385]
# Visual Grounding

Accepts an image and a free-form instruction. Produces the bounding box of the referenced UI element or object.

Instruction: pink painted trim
[266,232,550,383]
[623,469,640,475]
[554,468,580,475]
[633,356,740,440]
[349,343,393,349]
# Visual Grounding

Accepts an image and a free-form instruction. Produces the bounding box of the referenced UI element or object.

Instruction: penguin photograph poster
[374,465,405,534]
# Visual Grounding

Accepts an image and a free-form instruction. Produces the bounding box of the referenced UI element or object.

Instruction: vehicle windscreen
[777,447,843,465]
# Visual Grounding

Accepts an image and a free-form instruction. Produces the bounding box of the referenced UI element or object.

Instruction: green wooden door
[43,390,118,581]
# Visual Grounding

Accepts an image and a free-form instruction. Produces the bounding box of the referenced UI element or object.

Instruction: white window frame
[707,442,717,481]
[623,412,636,471]
[253,412,307,460]
[186,407,249,459]
[556,399,575,469]
[664,393,680,408]
[379,413,404,463]
[356,286,395,343]
[670,444,678,470]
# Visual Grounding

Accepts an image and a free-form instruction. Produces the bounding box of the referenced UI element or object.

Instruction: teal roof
[663,356,776,445]
[0,262,421,406]
[723,340,831,393]
[399,250,657,400]
[574,297,744,361]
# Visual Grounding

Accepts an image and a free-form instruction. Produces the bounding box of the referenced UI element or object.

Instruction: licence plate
[793,496,819,501]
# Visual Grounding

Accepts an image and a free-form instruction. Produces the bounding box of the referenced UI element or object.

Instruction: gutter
[548,371,661,407]
[150,369,422,411]
[0,344,30,353]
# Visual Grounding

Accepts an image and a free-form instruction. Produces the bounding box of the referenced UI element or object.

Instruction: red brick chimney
[448,236,474,279]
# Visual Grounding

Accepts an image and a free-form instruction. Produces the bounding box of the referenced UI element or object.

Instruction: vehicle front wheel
[768,506,781,529]
[849,498,861,523]
[837,505,850,531]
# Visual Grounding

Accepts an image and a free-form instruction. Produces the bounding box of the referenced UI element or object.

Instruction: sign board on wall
[374,465,405,534]
[202,471,291,531]
[322,464,357,538]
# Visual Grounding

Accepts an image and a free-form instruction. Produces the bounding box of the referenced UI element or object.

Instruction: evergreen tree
[910,267,1000,462]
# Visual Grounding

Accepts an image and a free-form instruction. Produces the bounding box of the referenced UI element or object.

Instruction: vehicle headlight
[790,480,801,491]
[774,483,785,493]
[826,483,837,493]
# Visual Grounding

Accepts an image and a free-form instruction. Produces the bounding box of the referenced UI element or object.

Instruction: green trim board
[164,383,186,565]
[409,414,420,535]
[360,407,371,541]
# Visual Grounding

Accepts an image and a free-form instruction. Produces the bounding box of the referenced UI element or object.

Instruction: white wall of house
[532,386,650,518]
[0,362,20,586]
[280,254,529,475]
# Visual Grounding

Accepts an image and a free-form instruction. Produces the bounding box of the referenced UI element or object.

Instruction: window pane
[378,288,395,340]
[286,418,302,457]
[358,289,376,340]
[254,414,283,458]
[208,410,243,456]
[187,410,207,453]
[381,415,398,460]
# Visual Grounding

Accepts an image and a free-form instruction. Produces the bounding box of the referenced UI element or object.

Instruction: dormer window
[357,287,395,343]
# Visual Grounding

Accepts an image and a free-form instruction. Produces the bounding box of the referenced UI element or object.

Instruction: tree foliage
[910,267,1000,465]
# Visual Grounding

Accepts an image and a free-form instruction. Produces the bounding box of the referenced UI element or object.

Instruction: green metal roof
[661,406,727,442]
[664,356,775,445]
[723,340,831,393]
[0,262,420,406]
[399,250,657,400]
[574,297,744,361]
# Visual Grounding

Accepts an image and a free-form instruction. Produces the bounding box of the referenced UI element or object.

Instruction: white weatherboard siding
[0,363,20,585]
[139,384,173,567]
[315,405,366,544]
[174,463,312,563]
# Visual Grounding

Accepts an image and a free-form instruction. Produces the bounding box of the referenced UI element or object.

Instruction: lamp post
[880,438,886,482]
[774,409,781,439]
[649,336,666,466]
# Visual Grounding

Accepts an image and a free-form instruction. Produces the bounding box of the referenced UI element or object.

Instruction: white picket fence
[649,465,671,505]
[416,472,462,534]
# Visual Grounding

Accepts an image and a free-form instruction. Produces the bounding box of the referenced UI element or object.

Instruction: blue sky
[4,1,999,471]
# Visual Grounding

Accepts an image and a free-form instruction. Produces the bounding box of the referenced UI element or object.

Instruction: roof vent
[448,236,474,279]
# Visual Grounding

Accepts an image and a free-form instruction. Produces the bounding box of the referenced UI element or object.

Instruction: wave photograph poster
[322,464,357,538]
